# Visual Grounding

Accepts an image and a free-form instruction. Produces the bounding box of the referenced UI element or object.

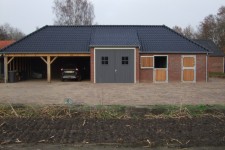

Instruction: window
[122,56,128,64]
[141,56,153,68]
[101,56,108,65]
[154,56,167,68]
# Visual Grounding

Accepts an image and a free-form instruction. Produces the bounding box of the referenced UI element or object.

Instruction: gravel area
[0,78,224,105]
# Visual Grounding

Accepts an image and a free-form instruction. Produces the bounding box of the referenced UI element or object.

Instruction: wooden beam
[7,57,14,65]
[4,53,90,57]
[4,57,8,83]
[50,56,58,64]
[40,57,47,64]
[47,56,51,83]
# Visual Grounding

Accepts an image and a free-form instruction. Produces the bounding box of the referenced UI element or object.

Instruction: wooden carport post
[4,56,8,83]
[40,56,57,83]
[47,56,51,83]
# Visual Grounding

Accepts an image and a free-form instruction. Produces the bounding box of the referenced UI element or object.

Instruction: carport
[3,53,90,83]
[1,25,92,83]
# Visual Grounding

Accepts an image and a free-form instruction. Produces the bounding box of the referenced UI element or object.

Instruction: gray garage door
[95,49,134,83]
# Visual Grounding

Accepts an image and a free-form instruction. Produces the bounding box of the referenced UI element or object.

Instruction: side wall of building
[196,54,207,82]
[208,57,224,73]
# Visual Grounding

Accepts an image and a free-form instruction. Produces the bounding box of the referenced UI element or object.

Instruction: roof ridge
[46,25,165,28]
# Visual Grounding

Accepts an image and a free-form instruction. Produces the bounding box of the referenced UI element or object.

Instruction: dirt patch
[0,116,224,148]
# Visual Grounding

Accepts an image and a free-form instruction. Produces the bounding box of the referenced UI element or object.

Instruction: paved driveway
[0,78,224,105]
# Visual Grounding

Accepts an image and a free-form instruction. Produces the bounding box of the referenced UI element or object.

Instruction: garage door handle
[115,69,117,72]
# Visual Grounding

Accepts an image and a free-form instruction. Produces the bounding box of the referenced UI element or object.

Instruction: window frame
[122,56,129,65]
[154,56,168,69]
[101,56,109,65]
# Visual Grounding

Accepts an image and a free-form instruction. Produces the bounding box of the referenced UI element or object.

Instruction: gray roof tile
[193,39,224,56]
[1,25,209,54]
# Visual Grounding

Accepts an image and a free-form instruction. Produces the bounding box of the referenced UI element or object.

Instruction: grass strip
[0,103,224,119]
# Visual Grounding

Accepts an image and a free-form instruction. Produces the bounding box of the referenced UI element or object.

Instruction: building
[194,39,224,73]
[0,25,211,83]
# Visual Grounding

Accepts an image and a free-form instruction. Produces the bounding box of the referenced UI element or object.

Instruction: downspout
[206,53,208,82]
[223,56,225,73]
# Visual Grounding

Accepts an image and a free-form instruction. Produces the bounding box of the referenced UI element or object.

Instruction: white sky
[0,0,224,34]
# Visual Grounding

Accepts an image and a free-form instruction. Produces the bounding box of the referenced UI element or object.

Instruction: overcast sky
[0,0,224,34]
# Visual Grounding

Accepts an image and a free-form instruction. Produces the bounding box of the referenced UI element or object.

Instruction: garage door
[95,49,134,83]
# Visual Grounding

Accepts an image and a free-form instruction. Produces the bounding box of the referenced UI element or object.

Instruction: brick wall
[208,57,224,73]
[135,48,140,83]
[90,47,94,82]
[196,54,207,82]
[139,54,207,82]
[168,54,181,82]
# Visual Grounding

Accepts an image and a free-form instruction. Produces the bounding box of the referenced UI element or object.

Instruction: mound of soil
[0,116,224,148]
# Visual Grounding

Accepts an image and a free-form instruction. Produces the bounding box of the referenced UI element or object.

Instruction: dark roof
[193,39,225,56]
[1,25,210,54]
[1,26,92,54]
[90,27,140,47]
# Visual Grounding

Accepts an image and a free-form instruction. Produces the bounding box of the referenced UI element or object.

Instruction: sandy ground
[0,78,224,105]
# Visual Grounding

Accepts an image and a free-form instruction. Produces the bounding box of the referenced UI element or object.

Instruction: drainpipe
[206,53,208,82]
[223,57,225,73]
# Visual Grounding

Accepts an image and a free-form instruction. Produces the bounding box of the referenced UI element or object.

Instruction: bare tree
[198,6,225,52]
[53,0,95,25]
[183,25,197,39]
[172,25,197,39]
[216,6,225,52]
[0,23,25,40]
[0,27,8,40]
[198,14,218,42]
[172,25,183,35]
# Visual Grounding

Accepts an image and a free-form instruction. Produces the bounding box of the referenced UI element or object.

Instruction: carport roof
[1,25,210,54]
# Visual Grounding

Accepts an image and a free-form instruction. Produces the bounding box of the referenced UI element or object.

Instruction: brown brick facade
[135,48,140,83]
[196,54,207,82]
[208,57,224,73]
[168,54,181,82]
[140,54,207,82]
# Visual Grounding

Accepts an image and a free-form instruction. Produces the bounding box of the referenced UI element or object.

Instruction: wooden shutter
[141,57,153,68]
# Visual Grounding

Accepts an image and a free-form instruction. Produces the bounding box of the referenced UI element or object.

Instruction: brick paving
[0,78,224,105]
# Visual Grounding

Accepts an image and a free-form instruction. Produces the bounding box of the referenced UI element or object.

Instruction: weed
[209,72,225,78]
[0,103,224,119]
